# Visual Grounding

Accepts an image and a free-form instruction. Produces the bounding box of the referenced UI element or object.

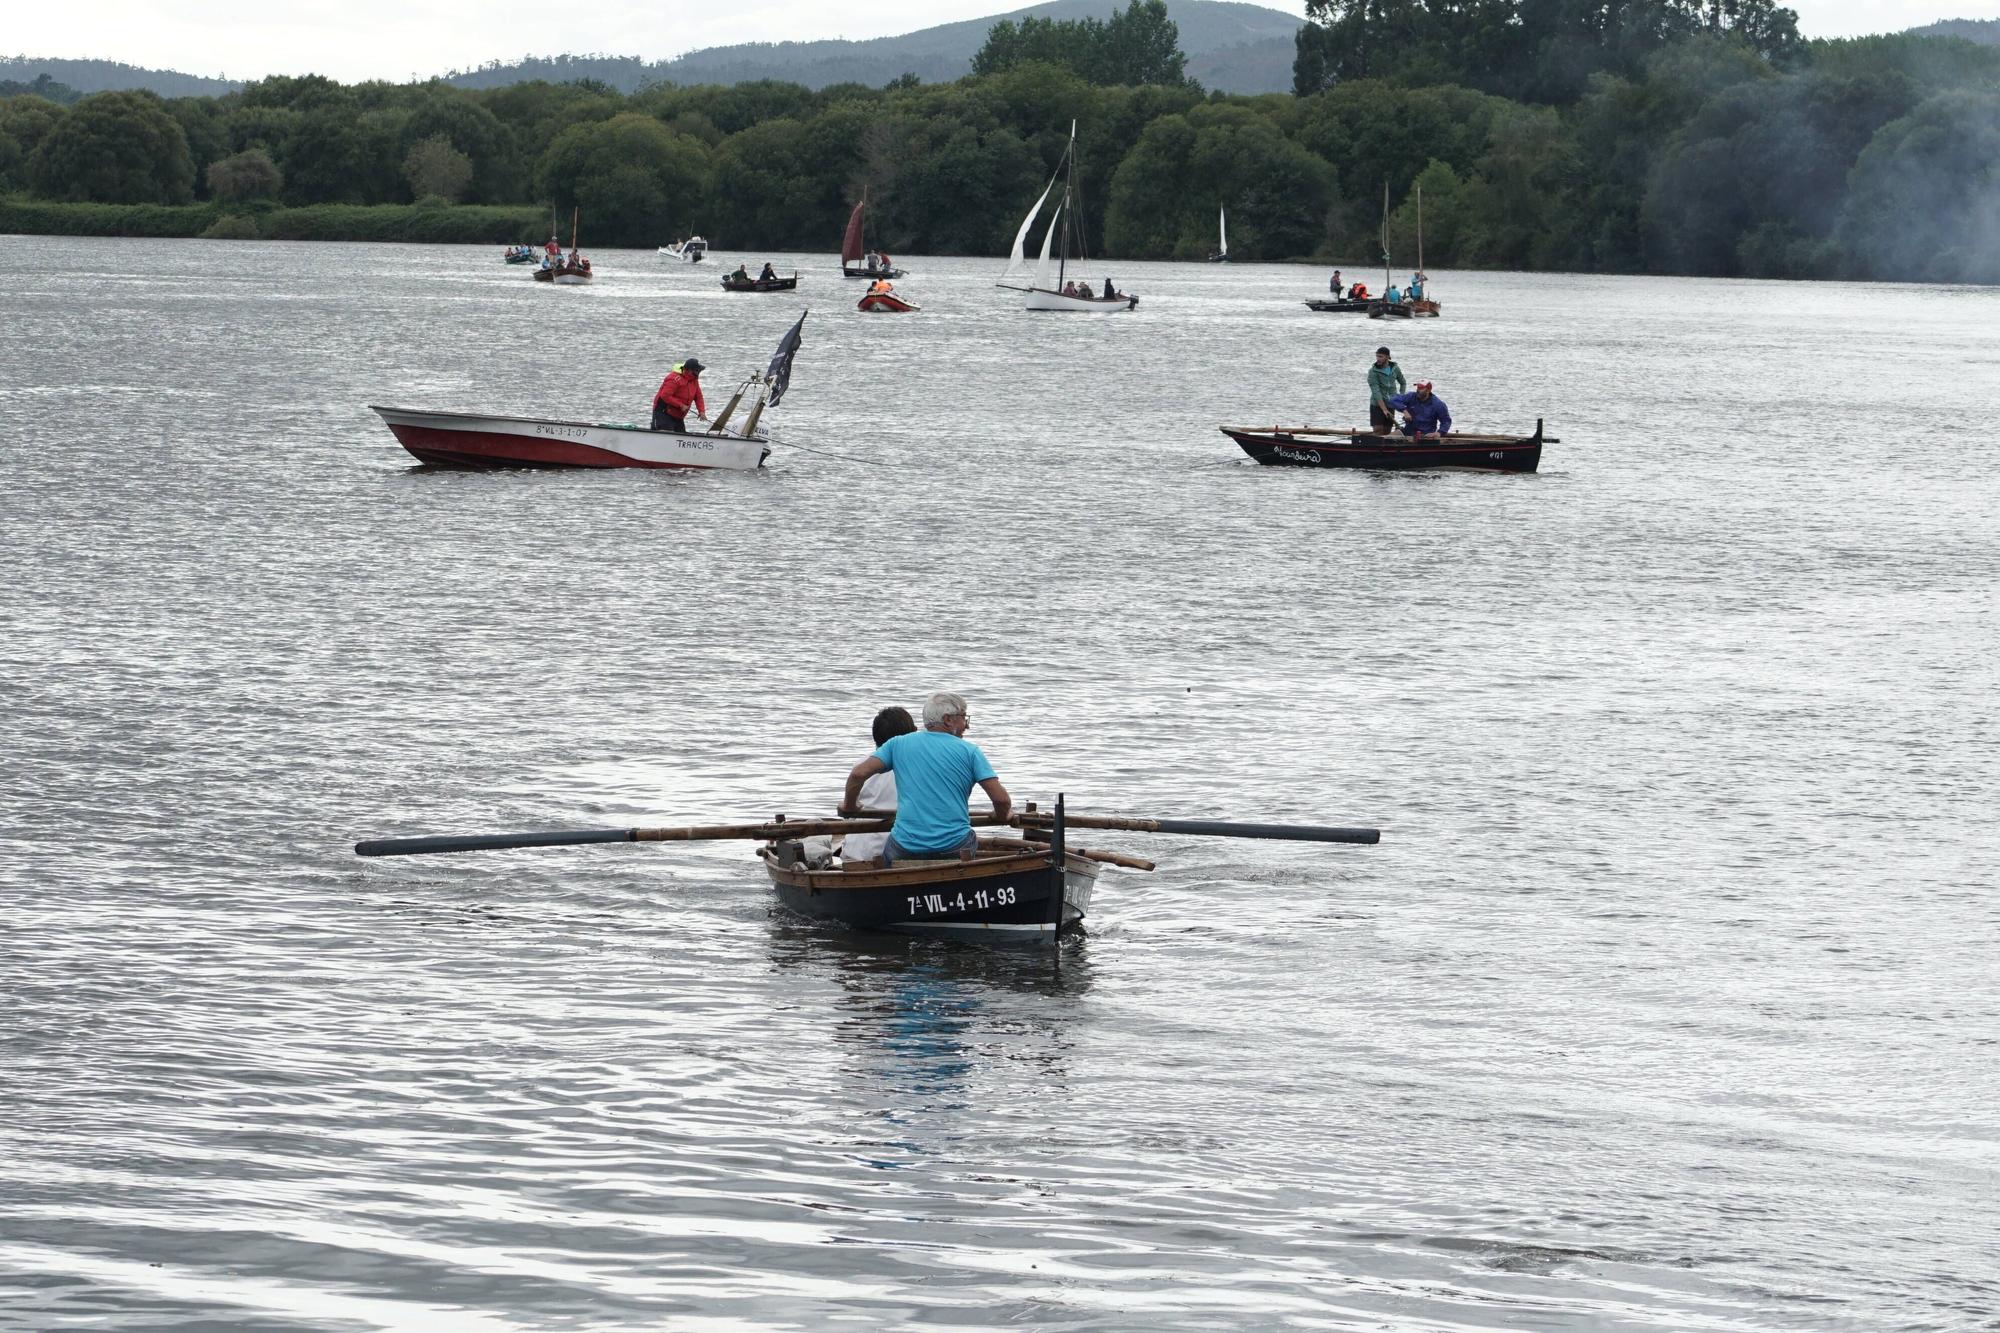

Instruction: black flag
[765,310,807,406]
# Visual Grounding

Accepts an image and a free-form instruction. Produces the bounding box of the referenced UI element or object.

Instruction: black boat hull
[1305,298,1372,313]
[763,843,1097,943]
[1223,423,1544,472]
[722,276,800,292]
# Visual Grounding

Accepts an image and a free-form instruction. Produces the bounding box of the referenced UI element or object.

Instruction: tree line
[2,0,1996,282]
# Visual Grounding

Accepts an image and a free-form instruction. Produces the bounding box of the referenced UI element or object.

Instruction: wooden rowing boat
[723,272,800,292]
[762,835,1099,942]
[353,798,1380,946]
[1220,420,1552,472]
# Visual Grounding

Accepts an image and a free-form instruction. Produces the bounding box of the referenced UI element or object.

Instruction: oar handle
[1015,813,1380,844]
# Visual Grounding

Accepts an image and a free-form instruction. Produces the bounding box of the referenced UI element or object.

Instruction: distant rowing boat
[1220,421,1552,472]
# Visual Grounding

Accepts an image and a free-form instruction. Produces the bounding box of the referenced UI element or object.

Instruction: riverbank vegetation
[1,0,1995,281]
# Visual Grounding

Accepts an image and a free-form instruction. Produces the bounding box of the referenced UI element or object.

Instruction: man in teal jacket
[1367,347,1406,435]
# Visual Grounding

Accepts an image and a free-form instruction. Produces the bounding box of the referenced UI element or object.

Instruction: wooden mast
[1381,180,1391,293]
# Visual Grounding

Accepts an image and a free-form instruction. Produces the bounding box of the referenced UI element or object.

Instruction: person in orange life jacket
[651,358,707,433]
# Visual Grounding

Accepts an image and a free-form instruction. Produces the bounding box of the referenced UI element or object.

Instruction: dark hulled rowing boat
[723,273,800,292]
[353,799,1380,946]
[1305,297,1373,313]
[762,836,1098,942]
[1221,420,1552,472]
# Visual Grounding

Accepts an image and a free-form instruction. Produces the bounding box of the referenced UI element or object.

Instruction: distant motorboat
[659,235,709,263]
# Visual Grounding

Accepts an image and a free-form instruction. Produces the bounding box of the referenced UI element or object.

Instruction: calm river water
[2,236,1996,1331]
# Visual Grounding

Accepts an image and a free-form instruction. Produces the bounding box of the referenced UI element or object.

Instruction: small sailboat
[840,193,902,279]
[1367,182,1441,319]
[1208,206,1229,263]
[997,121,1137,313]
[533,207,593,284]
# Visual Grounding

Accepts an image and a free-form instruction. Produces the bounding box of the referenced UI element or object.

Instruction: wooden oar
[356,815,904,858]
[1014,813,1379,844]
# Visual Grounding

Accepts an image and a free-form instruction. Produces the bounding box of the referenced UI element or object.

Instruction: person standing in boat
[1387,381,1452,439]
[651,357,706,433]
[839,692,1011,865]
[1368,346,1406,435]
[1330,269,1343,296]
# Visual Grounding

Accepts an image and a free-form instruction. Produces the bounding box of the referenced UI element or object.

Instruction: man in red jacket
[651,358,707,433]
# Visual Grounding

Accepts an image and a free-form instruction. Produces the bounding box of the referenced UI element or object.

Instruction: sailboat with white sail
[997,122,1137,313]
[1208,206,1229,263]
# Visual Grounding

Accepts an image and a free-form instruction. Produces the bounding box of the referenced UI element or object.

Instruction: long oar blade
[356,828,636,857]
[1019,813,1379,844]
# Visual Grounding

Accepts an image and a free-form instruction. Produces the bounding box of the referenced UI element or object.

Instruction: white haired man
[839,692,1012,864]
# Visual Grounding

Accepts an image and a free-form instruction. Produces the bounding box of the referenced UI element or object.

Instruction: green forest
[3,0,1997,282]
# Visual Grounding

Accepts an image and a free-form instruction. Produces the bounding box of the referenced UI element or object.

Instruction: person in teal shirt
[841,692,1012,864]
[1367,346,1407,434]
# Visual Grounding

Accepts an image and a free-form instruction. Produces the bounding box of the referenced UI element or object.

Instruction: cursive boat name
[1273,445,1324,464]
[906,885,1017,915]
[534,424,590,440]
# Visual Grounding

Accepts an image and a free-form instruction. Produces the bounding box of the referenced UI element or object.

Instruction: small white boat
[371,313,809,472]
[1208,206,1228,263]
[659,235,709,263]
[371,407,766,470]
[997,121,1136,314]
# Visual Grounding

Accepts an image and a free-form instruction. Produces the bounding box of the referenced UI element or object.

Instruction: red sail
[841,200,865,265]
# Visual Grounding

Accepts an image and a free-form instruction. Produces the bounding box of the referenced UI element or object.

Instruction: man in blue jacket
[1387,382,1452,438]
[840,692,1012,864]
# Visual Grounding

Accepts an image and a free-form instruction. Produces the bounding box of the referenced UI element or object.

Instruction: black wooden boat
[1305,297,1372,313]
[761,835,1098,942]
[722,272,800,292]
[1221,420,1551,472]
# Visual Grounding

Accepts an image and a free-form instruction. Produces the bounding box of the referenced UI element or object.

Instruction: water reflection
[765,926,1091,1169]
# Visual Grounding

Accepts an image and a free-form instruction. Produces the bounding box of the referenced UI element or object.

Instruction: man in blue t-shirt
[839,691,1012,864]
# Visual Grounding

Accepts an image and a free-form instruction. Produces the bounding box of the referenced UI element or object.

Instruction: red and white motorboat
[371,407,769,470]
[373,313,811,472]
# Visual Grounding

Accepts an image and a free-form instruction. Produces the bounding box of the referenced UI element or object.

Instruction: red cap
[1415,381,1433,391]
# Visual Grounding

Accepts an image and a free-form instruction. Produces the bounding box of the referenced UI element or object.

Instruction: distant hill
[0,55,238,98]
[444,1,1306,95]
[1908,18,2000,45]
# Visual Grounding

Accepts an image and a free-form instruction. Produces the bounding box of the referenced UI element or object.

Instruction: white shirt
[842,770,898,862]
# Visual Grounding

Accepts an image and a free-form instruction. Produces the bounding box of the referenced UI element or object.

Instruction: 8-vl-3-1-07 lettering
[906,886,1017,914]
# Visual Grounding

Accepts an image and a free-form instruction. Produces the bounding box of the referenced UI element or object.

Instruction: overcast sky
[20,0,2000,84]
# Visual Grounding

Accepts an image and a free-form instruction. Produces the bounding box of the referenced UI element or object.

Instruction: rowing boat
[762,835,1097,942]
[1221,420,1552,472]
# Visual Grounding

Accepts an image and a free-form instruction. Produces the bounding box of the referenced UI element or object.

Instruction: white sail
[1036,203,1063,291]
[1219,206,1228,259]
[999,177,1058,290]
